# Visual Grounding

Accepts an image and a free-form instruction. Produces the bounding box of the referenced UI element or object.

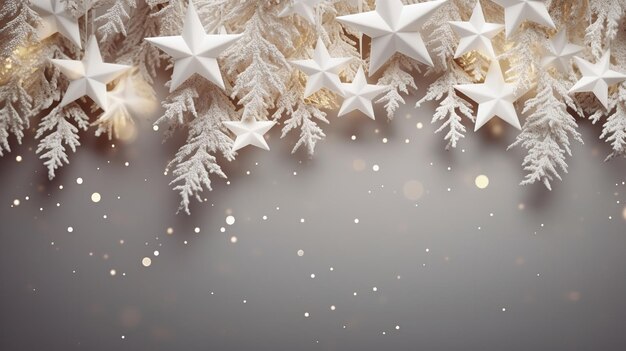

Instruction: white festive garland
[1,0,625,213]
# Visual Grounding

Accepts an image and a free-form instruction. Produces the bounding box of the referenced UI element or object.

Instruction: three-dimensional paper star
[51,36,131,110]
[337,0,447,74]
[278,0,325,25]
[491,0,555,38]
[449,1,504,58]
[223,119,277,152]
[145,1,242,92]
[455,61,522,131]
[541,30,584,73]
[290,38,352,97]
[569,50,626,109]
[338,67,387,119]
[30,0,82,48]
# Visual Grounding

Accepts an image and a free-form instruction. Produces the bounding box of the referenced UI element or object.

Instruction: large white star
[449,1,504,58]
[51,36,131,110]
[491,0,555,38]
[338,67,387,120]
[541,30,584,73]
[455,61,521,131]
[223,120,276,152]
[290,38,352,97]
[337,0,447,74]
[145,2,241,92]
[569,50,626,109]
[278,0,325,25]
[30,0,82,48]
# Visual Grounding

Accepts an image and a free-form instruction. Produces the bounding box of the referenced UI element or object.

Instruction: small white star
[278,0,325,25]
[51,36,131,110]
[449,1,504,58]
[339,67,387,119]
[145,2,241,92]
[455,60,521,131]
[223,119,276,152]
[569,50,626,109]
[491,0,555,38]
[541,30,584,73]
[30,0,82,48]
[290,38,351,97]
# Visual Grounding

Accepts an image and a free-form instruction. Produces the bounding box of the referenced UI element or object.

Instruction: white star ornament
[30,0,82,48]
[145,2,241,92]
[491,0,555,38]
[449,1,504,58]
[339,67,387,119]
[223,120,277,152]
[569,50,626,109]
[337,0,448,75]
[455,61,522,131]
[290,38,352,98]
[540,30,584,73]
[51,36,131,110]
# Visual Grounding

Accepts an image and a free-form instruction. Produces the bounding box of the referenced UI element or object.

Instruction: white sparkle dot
[67,227,73,233]
[354,218,359,224]
[395,325,400,330]
[153,125,159,131]
[372,164,380,172]
[416,122,423,129]
[110,269,117,276]
[304,312,310,317]
[142,257,152,267]
[220,227,226,233]
[230,236,238,243]
[16,155,23,162]
[330,305,336,311]
[13,199,20,206]
[300,218,305,223]
[372,287,378,292]
[297,250,304,257]
[91,193,101,203]
[153,251,159,256]
[76,178,83,185]
[226,215,235,225]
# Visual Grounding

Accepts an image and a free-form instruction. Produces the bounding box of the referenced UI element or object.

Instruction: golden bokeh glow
[403,180,424,201]
[475,175,489,189]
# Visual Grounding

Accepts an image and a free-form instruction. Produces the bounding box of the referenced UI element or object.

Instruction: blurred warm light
[403,180,424,201]
[475,175,489,189]
[490,120,503,137]
[352,158,366,171]
[622,206,626,220]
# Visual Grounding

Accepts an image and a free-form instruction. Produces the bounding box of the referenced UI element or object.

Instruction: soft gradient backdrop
[1,74,626,350]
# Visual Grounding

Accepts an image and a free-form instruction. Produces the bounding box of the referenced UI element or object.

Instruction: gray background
[1,75,626,350]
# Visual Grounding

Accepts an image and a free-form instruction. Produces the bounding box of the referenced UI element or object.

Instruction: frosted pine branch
[376,55,419,119]
[167,86,237,214]
[417,68,474,149]
[0,0,38,59]
[35,104,89,179]
[509,72,583,190]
